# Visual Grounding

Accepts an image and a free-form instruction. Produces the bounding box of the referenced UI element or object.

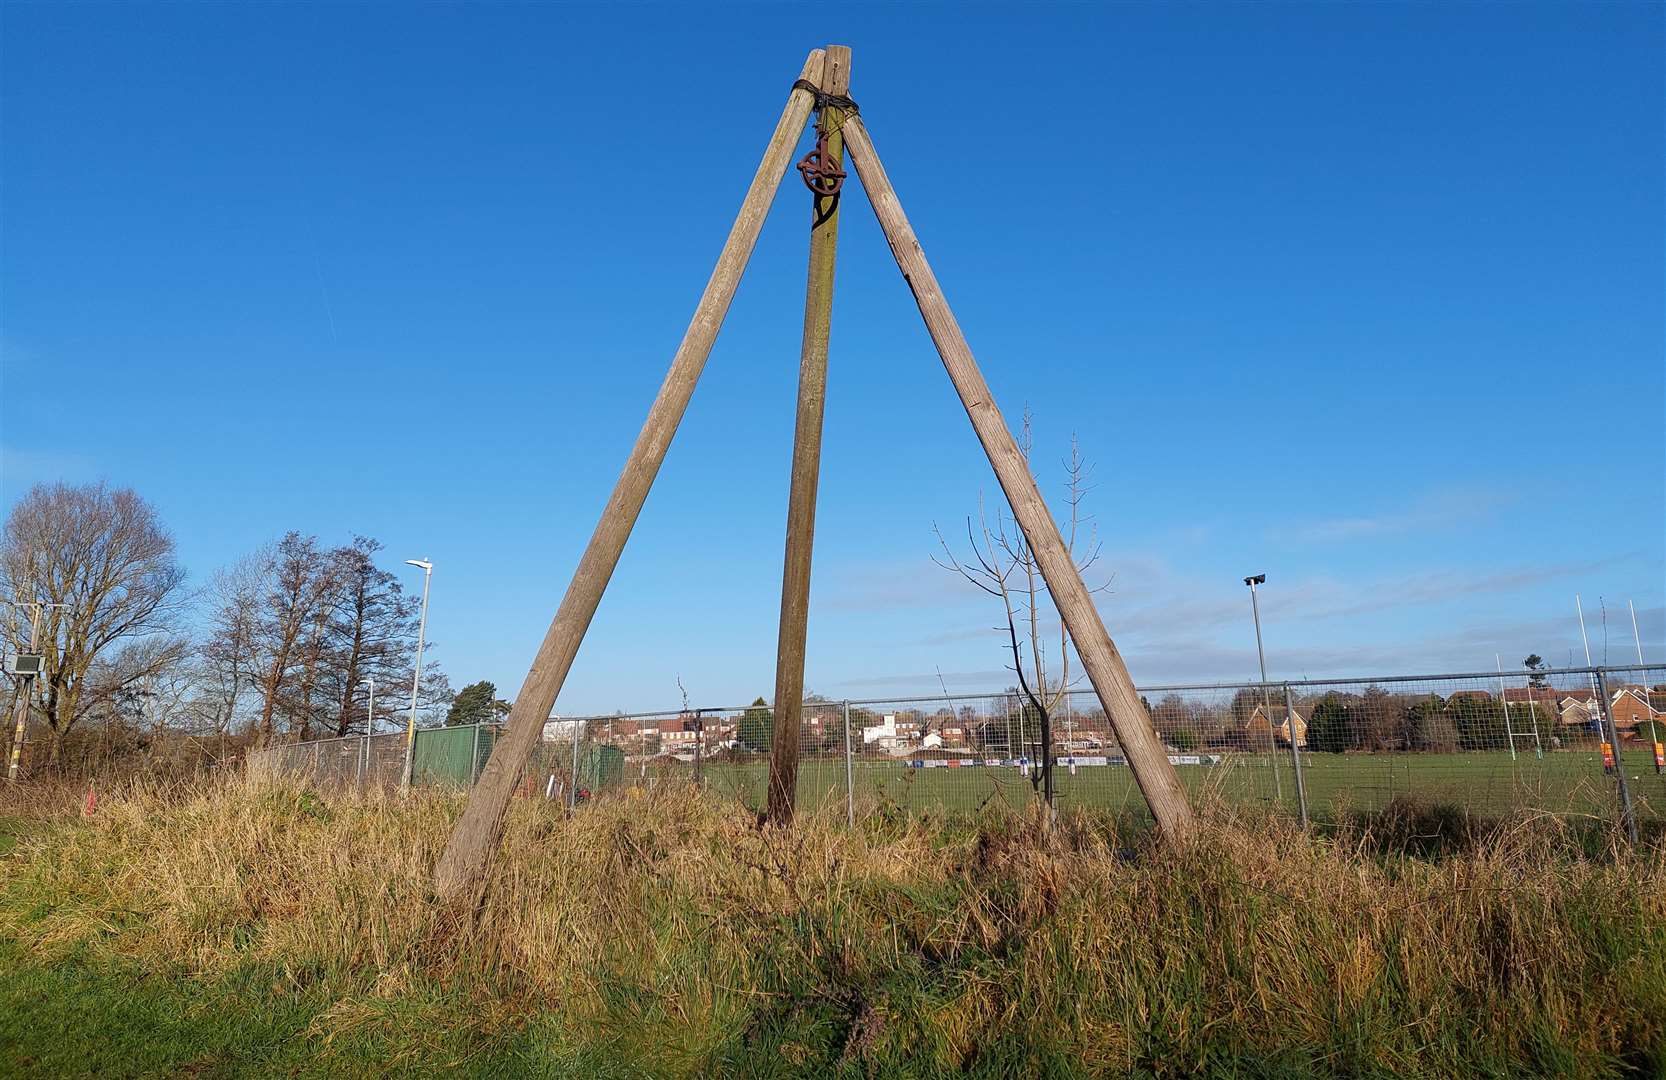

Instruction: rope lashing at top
[791,78,858,198]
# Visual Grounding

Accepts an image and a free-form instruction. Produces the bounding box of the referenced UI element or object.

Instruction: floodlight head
[405,559,432,571]
[1244,574,1266,587]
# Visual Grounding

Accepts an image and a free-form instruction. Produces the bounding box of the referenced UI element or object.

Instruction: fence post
[568,724,581,813]
[357,733,366,792]
[1594,668,1638,843]
[470,722,482,785]
[843,700,854,827]
[1283,683,1309,829]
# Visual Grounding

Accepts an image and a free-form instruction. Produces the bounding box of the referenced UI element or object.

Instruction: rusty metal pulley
[795,122,845,197]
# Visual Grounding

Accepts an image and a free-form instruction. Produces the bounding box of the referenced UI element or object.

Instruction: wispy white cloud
[1271,487,1518,545]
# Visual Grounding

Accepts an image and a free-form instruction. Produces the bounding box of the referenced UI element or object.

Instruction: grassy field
[2,777,1663,1078]
[673,749,1662,824]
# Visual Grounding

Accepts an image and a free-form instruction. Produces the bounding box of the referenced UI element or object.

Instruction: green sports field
[656,749,1663,824]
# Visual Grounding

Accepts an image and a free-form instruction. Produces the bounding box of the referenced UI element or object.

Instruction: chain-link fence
[246,723,497,792]
[246,664,1665,836]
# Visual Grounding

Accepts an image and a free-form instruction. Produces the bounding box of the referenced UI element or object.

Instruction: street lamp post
[358,677,375,788]
[5,600,68,783]
[402,560,433,793]
[1243,574,1282,801]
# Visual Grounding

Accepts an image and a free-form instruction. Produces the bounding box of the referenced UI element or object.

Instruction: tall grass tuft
[3,776,1662,1077]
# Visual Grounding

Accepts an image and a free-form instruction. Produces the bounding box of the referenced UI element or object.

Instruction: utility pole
[766,45,851,827]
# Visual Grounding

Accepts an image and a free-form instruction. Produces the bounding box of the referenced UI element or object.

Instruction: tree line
[1,482,455,775]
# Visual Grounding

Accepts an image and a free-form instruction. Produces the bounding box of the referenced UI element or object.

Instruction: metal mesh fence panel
[245,730,410,791]
[243,665,1663,835]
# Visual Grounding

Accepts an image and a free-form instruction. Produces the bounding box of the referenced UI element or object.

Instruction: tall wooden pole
[434,51,828,902]
[840,115,1196,843]
[765,45,850,827]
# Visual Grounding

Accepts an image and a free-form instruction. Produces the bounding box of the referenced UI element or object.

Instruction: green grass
[3,780,1664,1078]
[0,937,615,1079]
[675,749,1662,824]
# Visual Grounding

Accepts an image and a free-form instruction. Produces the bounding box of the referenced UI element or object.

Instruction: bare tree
[0,482,188,766]
[249,533,336,744]
[199,549,269,742]
[322,537,422,737]
[288,544,349,741]
[209,533,446,744]
[933,413,1107,808]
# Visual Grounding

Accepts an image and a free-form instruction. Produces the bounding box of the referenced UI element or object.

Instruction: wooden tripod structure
[434,47,1194,903]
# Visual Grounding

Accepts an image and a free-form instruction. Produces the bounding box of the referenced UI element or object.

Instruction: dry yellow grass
[3,774,1663,1076]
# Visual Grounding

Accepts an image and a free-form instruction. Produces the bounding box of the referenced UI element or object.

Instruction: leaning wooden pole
[765,45,851,827]
[434,51,828,902]
[840,115,1196,843]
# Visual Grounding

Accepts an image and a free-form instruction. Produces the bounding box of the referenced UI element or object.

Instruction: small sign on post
[5,654,43,677]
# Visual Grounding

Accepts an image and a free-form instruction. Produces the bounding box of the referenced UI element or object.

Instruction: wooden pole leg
[765,44,851,828]
[434,50,829,903]
[840,113,1196,844]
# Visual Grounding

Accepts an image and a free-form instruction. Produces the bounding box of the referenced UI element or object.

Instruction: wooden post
[765,45,850,827]
[840,115,1196,844]
[434,51,828,902]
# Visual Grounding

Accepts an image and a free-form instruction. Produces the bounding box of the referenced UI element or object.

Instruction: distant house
[1558,695,1601,731]
[1245,704,1308,749]
[541,718,584,741]
[1502,687,1561,708]
[862,714,901,748]
[1609,686,1663,731]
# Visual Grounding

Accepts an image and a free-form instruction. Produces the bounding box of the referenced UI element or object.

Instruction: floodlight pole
[1244,575,1282,802]
[402,559,433,793]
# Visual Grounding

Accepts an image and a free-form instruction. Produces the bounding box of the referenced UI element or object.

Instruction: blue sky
[3,4,1662,713]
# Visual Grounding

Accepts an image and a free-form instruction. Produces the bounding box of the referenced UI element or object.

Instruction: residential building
[1244,703,1309,749]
